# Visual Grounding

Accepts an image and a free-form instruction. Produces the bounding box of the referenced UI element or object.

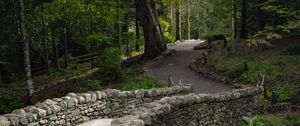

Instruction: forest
[0,0,300,125]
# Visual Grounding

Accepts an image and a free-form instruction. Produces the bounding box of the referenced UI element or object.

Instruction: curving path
[144,40,233,94]
[78,40,233,126]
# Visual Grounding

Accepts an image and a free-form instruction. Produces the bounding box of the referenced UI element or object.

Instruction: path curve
[144,40,233,94]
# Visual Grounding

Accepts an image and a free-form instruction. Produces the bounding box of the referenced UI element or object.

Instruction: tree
[175,0,182,41]
[136,0,167,59]
[232,0,238,39]
[187,0,191,40]
[240,0,247,39]
[18,0,34,104]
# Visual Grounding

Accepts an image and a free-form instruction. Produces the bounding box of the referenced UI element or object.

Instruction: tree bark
[41,1,49,69]
[175,0,182,41]
[51,28,59,69]
[118,0,122,51]
[136,0,167,59]
[232,0,238,39]
[64,27,68,68]
[135,0,140,52]
[19,0,34,104]
[187,0,191,40]
[240,0,247,39]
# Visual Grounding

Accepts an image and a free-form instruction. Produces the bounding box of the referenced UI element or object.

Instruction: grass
[241,114,300,126]
[205,37,300,107]
[122,76,161,91]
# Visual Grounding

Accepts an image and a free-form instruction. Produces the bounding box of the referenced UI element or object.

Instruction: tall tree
[232,0,238,39]
[187,0,191,40]
[136,0,167,59]
[135,0,140,52]
[41,1,49,69]
[175,0,182,41]
[18,0,34,104]
[240,0,247,39]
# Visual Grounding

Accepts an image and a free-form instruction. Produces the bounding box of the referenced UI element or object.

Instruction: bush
[241,61,278,84]
[122,76,161,91]
[88,34,123,82]
[0,97,24,114]
[272,84,297,103]
[78,79,102,92]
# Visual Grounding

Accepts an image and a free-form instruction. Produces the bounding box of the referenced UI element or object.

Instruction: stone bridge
[0,85,264,126]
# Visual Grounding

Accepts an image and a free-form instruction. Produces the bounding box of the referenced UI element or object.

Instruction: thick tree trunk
[240,0,247,39]
[175,0,182,41]
[187,0,191,40]
[136,0,167,59]
[41,1,49,69]
[232,0,238,39]
[19,0,34,104]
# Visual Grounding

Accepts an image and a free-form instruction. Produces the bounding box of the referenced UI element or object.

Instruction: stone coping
[111,86,264,126]
[0,85,192,126]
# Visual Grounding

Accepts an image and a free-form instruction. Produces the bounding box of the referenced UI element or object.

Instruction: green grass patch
[122,76,161,91]
[241,115,300,126]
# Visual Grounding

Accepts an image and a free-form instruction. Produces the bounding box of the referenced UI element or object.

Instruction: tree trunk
[64,27,68,68]
[135,0,140,52]
[240,0,247,39]
[41,1,49,69]
[187,0,191,40]
[175,0,182,41]
[51,28,59,69]
[19,0,34,104]
[257,0,265,30]
[232,0,238,39]
[118,0,122,51]
[136,0,167,59]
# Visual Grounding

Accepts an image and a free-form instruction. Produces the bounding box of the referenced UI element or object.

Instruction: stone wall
[0,85,192,126]
[111,86,264,126]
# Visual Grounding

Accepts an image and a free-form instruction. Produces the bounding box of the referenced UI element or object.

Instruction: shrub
[88,34,123,82]
[272,84,297,103]
[79,79,102,92]
[241,61,278,84]
[122,76,161,91]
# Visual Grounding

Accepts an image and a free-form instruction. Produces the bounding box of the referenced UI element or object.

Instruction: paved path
[144,40,233,94]
[78,40,233,126]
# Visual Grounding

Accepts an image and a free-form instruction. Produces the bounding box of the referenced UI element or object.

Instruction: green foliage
[241,61,278,84]
[122,76,161,91]
[0,97,24,114]
[160,18,175,44]
[272,84,297,103]
[215,58,245,78]
[79,80,102,92]
[284,116,300,126]
[241,115,286,126]
[88,34,123,82]
[241,115,300,126]
[97,48,123,81]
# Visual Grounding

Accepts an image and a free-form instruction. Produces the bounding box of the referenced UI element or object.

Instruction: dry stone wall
[0,85,192,126]
[111,86,264,126]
